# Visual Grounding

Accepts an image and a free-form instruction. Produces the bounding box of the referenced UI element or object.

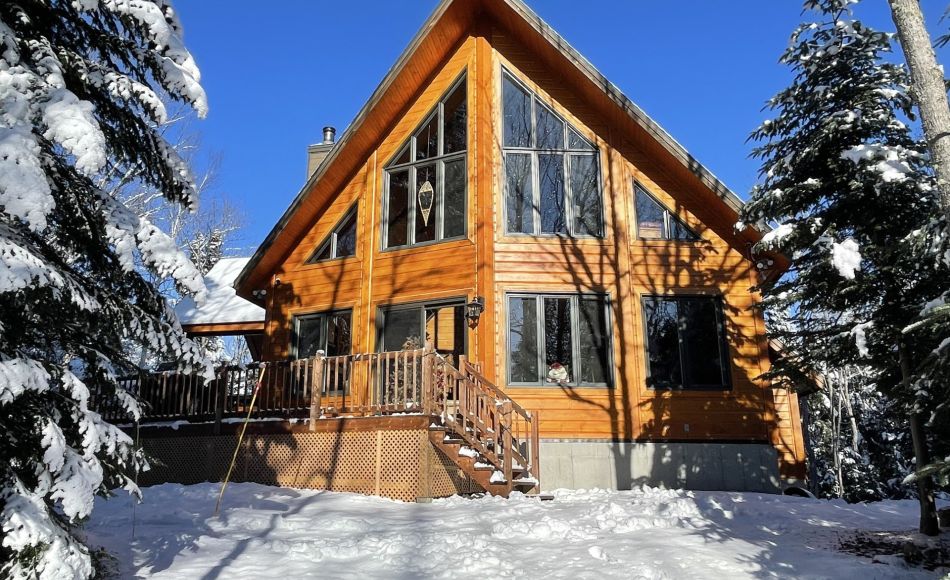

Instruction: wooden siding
[483,25,804,479]
[256,18,805,480]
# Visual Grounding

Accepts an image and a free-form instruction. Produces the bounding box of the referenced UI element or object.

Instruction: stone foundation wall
[540,440,782,493]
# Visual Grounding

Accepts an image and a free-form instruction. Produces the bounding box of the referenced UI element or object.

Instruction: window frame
[305,204,359,264]
[381,73,468,251]
[633,182,700,242]
[501,70,605,239]
[291,309,353,360]
[376,297,468,356]
[505,292,613,388]
[640,294,732,391]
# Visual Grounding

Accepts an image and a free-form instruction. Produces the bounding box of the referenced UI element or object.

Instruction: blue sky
[174,0,950,254]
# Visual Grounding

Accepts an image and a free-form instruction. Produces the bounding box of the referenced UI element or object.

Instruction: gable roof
[235,0,755,298]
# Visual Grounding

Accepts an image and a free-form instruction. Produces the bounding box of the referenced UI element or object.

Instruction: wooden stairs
[424,357,541,498]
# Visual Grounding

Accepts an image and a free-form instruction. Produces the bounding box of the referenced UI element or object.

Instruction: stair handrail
[460,361,533,422]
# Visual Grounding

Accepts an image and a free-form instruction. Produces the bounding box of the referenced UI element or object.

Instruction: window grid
[501,70,604,238]
[382,74,467,250]
[506,293,612,388]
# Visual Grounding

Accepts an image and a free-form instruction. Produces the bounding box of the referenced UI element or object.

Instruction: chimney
[307,125,337,178]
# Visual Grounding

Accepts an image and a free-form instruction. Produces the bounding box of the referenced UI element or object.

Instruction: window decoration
[507,293,611,386]
[502,71,604,238]
[641,295,731,390]
[306,205,358,263]
[383,75,467,249]
[634,183,699,241]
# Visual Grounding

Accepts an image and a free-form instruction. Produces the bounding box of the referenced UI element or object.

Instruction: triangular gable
[235,0,761,299]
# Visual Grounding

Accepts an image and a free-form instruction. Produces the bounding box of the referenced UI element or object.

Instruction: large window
[293,310,352,359]
[641,295,730,390]
[634,183,699,241]
[502,72,603,237]
[383,75,467,250]
[306,205,358,263]
[507,294,611,386]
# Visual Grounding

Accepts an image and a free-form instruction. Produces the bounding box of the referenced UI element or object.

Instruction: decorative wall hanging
[418,180,434,226]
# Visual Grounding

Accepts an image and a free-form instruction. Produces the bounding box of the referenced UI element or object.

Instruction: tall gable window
[507,293,611,387]
[306,205,358,263]
[502,72,603,238]
[634,184,699,241]
[642,295,730,390]
[383,75,467,250]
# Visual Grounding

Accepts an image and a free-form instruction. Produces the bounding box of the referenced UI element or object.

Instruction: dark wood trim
[126,415,430,438]
[183,322,265,336]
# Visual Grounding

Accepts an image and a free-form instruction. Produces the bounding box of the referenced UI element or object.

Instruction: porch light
[466,296,485,327]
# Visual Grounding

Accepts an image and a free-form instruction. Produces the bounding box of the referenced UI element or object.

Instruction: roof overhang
[176,257,266,332]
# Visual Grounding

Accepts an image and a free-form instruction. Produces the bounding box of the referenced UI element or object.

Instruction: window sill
[634,238,709,246]
[645,386,733,394]
[379,236,472,256]
[500,233,610,244]
[506,383,613,389]
[301,255,360,269]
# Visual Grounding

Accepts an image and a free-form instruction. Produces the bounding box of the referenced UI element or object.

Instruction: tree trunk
[888,0,950,219]
[899,343,940,536]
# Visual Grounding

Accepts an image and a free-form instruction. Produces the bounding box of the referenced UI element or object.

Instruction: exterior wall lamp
[466,296,485,328]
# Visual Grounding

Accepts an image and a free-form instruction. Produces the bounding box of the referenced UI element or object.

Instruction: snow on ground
[85,483,938,579]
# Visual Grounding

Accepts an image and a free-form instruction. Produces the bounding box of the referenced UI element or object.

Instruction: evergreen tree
[0,1,211,577]
[805,365,913,502]
[740,0,947,533]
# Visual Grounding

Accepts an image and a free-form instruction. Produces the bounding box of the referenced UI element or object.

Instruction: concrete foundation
[540,440,782,493]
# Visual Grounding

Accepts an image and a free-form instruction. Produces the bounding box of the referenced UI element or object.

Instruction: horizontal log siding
[487,27,804,478]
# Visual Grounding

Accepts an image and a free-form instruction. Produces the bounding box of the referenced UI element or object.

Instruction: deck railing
[97,346,540,488]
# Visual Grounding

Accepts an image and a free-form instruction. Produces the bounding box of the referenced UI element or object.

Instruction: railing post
[502,401,513,485]
[421,345,434,416]
[530,410,541,489]
[213,367,226,435]
[309,353,325,431]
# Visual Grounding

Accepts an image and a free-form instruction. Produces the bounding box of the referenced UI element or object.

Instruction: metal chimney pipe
[322,126,336,145]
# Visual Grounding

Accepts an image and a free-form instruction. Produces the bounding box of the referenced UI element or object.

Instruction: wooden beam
[182,322,265,336]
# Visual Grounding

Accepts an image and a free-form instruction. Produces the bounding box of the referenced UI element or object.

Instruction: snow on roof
[174,257,264,327]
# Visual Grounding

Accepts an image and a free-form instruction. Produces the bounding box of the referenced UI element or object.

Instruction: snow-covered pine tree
[740,0,947,533]
[0,1,212,577]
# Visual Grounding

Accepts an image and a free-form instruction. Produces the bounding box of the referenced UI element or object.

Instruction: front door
[377,300,466,406]
[378,300,466,363]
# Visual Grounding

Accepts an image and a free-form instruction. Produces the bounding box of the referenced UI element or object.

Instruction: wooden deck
[95,348,540,497]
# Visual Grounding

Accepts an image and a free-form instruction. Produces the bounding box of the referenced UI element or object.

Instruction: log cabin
[122,0,806,500]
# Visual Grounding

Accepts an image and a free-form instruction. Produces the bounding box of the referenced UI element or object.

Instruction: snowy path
[86,483,936,579]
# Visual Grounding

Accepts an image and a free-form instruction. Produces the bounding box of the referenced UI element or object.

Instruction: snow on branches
[0,1,210,577]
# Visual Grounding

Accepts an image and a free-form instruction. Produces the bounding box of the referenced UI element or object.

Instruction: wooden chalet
[115,0,806,500]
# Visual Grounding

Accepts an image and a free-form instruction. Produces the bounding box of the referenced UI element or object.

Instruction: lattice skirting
[137,424,479,502]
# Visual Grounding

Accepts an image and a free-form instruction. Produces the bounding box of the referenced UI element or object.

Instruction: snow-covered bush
[0,1,211,577]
